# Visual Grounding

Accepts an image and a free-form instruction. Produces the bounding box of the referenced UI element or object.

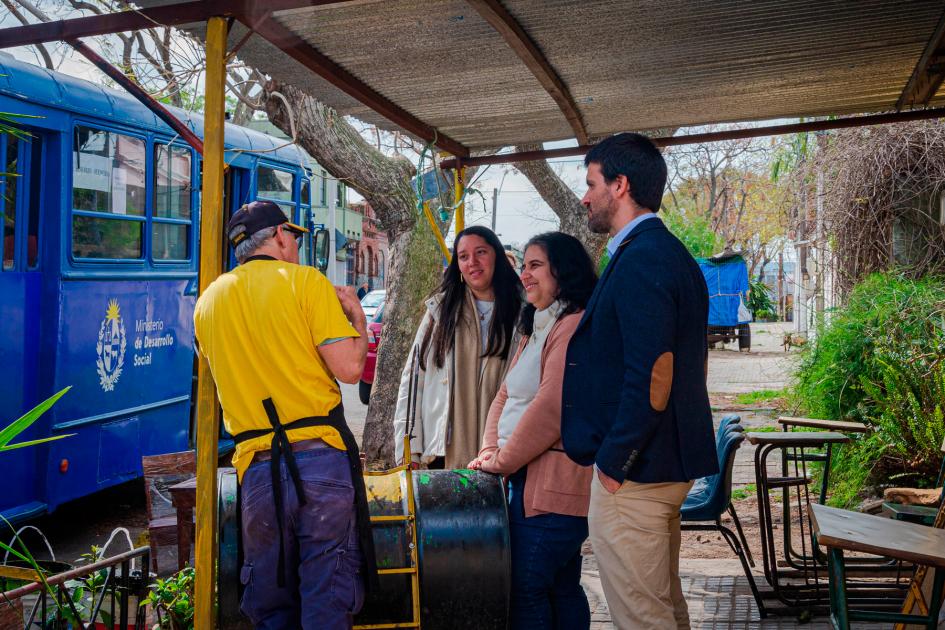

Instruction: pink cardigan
[479,311,592,518]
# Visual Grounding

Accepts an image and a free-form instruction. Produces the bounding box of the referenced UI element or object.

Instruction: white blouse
[475,299,494,351]
[496,301,563,447]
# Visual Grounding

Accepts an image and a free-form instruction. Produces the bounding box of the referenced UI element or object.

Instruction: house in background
[348,200,389,291]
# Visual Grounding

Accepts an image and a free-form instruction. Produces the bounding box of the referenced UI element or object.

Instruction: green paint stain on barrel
[418,473,431,485]
[454,469,475,488]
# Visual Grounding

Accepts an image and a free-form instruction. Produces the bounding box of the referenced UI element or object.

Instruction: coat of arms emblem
[96,299,126,392]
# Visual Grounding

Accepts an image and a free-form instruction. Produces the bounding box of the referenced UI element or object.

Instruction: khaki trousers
[589,474,694,630]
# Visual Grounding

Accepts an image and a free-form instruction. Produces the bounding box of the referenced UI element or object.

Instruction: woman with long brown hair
[393,225,523,468]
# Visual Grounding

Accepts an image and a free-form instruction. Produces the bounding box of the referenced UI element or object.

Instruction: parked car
[359,304,384,404]
[698,251,751,351]
[360,289,386,320]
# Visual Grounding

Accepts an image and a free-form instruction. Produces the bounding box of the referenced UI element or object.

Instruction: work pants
[239,447,364,630]
[589,474,693,630]
[508,469,590,630]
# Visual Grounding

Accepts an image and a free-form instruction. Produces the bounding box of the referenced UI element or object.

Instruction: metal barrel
[218,467,510,629]
[218,468,252,630]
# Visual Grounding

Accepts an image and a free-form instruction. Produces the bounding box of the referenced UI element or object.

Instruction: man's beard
[587,198,616,234]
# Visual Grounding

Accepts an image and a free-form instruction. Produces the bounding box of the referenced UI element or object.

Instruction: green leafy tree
[662,208,721,258]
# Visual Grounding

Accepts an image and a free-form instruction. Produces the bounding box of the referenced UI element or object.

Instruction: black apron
[233,399,378,592]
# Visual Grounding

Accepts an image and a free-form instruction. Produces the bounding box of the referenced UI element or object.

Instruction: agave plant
[0,111,38,141]
[0,387,74,621]
[0,386,73,453]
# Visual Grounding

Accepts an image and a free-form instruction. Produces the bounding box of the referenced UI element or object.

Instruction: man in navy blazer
[562,133,718,629]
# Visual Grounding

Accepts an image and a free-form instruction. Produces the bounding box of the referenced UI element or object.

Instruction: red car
[359,303,384,404]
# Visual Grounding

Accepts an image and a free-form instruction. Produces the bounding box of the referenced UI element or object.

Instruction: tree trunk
[265,81,444,466]
[512,144,607,259]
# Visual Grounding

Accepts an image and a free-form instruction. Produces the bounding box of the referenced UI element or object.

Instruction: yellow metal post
[422,201,451,263]
[453,166,465,233]
[194,16,227,630]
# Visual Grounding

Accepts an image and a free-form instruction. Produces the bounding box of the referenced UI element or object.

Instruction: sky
[448,142,586,247]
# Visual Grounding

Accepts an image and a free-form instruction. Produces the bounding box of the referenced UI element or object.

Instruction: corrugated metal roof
[139,0,945,149]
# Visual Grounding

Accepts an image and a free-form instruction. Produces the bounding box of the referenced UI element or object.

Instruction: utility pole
[491,188,498,232]
[491,170,509,236]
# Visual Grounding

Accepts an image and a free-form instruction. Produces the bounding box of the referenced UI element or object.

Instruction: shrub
[792,273,945,506]
[747,278,775,318]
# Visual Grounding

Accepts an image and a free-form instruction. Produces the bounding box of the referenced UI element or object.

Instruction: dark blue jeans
[508,469,590,630]
[240,447,364,630]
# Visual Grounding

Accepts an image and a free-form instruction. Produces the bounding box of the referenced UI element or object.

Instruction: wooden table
[169,476,197,571]
[777,417,869,434]
[810,503,945,629]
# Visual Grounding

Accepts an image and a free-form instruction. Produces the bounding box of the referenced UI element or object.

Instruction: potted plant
[143,567,195,630]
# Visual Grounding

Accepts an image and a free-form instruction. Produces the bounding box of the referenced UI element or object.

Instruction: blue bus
[0,52,328,523]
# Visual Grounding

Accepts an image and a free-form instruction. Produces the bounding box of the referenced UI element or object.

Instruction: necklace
[475,299,494,321]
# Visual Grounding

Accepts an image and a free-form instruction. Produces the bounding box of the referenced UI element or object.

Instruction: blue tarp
[698,254,750,326]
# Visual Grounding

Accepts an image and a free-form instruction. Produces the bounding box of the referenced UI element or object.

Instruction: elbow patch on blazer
[650,352,674,411]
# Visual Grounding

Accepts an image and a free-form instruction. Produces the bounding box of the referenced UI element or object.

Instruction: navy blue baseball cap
[227,200,308,247]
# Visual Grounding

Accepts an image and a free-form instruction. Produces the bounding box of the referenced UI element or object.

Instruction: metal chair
[682,419,765,615]
[716,413,743,442]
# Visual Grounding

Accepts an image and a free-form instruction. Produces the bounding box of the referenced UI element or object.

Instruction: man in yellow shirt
[194,200,372,629]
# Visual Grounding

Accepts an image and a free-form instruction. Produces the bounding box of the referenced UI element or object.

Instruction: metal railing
[1,546,151,629]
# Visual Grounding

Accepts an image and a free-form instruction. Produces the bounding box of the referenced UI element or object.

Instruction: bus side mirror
[313,228,330,273]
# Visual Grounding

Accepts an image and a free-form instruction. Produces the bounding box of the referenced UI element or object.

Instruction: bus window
[72,216,141,259]
[300,178,310,206]
[153,143,193,261]
[72,126,145,259]
[27,136,42,268]
[3,135,17,270]
[257,166,293,202]
[257,165,296,228]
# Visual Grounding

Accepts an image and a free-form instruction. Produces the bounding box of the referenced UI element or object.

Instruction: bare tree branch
[4,0,54,69]
[512,143,606,258]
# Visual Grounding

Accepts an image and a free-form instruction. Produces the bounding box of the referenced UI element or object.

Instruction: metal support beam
[193,15,227,630]
[897,8,945,110]
[246,14,469,158]
[466,0,588,145]
[0,0,353,50]
[0,1,234,49]
[440,106,945,169]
